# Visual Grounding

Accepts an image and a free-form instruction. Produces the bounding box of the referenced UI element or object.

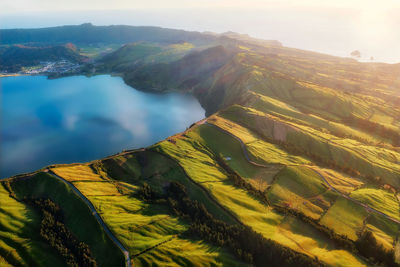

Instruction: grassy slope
[153,105,397,264]
[267,166,330,220]
[247,91,387,145]
[365,214,399,250]
[155,125,366,267]
[219,105,400,188]
[197,123,280,182]
[98,42,198,73]
[350,188,400,221]
[0,184,63,267]
[51,159,242,266]
[209,109,399,250]
[207,115,310,166]
[8,172,125,267]
[320,198,368,241]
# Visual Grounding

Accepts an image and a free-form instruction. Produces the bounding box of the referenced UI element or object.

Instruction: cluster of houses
[20,60,81,75]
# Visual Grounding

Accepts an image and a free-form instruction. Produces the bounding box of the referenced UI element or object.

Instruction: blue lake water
[0,75,205,178]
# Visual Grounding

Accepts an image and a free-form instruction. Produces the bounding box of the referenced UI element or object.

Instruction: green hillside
[0,173,125,266]
[0,44,87,72]
[97,42,198,73]
[0,23,218,46]
[1,25,400,266]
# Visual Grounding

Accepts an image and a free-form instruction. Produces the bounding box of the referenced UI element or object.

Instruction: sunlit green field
[219,105,400,188]
[365,214,399,250]
[0,184,63,267]
[78,44,121,59]
[320,198,368,241]
[210,109,398,252]
[350,188,400,221]
[155,126,367,267]
[51,156,242,266]
[208,115,310,166]
[267,166,329,219]
[1,173,125,267]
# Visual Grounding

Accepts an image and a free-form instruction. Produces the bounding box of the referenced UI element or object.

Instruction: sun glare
[356,6,392,43]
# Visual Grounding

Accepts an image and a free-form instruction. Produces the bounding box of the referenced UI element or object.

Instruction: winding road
[206,122,400,225]
[310,168,400,224]
[45,169,131,267]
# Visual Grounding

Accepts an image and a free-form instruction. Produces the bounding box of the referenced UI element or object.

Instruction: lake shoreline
[1,71,197,99]
[0,73,32,78]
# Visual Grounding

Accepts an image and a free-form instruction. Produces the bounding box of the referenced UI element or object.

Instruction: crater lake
[0,75,205,178]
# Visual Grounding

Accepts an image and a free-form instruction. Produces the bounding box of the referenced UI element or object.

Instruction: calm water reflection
[1,75,205,178]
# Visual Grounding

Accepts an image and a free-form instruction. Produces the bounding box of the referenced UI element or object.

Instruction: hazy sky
[2,0,400,63]
[2,0,400,11]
